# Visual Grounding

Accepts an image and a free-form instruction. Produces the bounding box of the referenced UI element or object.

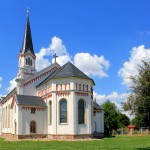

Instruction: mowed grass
[0,135,150,150]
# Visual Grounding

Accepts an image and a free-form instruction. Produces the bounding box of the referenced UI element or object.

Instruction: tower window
[26,59,28,65]
[26,58,32,66]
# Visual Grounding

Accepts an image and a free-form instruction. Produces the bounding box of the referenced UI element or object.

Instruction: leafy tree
[119,113,130,127]
[102,100,130,136]
[122,60,150,128]
[102,100,120,136]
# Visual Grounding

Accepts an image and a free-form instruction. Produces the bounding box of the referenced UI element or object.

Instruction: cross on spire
[27,9,30,18]
[53,53,58,63]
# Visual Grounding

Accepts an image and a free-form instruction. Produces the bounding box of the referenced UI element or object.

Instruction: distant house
[0,13,104,139]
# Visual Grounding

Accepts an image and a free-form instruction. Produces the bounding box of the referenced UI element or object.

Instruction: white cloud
[93,91,133,118]
[119,45,150,87]
[74,53,110,78]
[0,76,2,89]
[52,55,71,66]
[35,36,110,78]
[93,91,129,105]
[35,36,68,71]
[6,78,17,93]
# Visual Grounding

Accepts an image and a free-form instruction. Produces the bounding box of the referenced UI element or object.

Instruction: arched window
[78,100,85,124]
[49,101,52,124]
[60,99,67,123]
[27,58,30,65]
[26,59,27,65]
[30,59,32,66]
[30,121,36,133]
[14,120,17,134]
[8,105,10,128]
[6,107,7,128]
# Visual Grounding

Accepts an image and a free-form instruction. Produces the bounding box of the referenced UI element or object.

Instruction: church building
[0,13,104,139]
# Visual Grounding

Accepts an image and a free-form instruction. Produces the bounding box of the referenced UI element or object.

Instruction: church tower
[16,11,36,94]
[17,11,36,80]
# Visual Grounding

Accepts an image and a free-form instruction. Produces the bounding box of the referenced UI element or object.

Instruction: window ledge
[59,123,68,125]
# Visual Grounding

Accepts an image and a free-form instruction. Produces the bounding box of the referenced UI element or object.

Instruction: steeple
[17,11,36,82]
[20,10,35,55]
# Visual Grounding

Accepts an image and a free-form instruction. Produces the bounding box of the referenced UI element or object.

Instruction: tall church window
[8,105,10,128]
[30,121,36,133]
[6,107,7,128]
[79,84,81,91]
[86,85,88,91]
[49,101,52,124]
[78,99,85,124]
[60,99,67,123]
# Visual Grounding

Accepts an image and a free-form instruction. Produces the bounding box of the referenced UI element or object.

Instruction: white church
[0,13,104,139]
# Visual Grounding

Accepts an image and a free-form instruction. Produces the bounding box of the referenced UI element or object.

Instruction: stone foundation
[2,133,95,140]
[1,133,47,140]
[17,134,47,139]
[48,134,92,139]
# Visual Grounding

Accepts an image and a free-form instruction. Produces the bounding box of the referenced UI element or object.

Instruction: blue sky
[0,0,150,111]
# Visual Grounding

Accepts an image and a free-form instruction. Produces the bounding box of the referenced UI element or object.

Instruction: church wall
[55,91,75,135]
[37,77,94,136]
[0,104,2,135]
[93,111,104,133]
[22,63,60,96]
[76,95,92,135]
[1,96,14,134]
[21,107,47,135]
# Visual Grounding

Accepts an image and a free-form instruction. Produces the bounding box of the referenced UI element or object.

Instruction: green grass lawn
[0,135,150,150]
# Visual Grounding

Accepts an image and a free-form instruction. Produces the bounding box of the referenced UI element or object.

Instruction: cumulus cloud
[0,76,2,89]
[36,36,110,78]
[74,53,110,78]
[35,36,68,71]
[119,45,150,87]
[52,55,71,66]
[6,78,17,93]
[94,91,129,105]
[93,91,133,118]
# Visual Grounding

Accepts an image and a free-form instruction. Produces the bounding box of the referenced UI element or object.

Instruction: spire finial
[27,8,30,18]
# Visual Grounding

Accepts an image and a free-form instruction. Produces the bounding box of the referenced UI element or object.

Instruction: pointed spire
[20,10,35,55]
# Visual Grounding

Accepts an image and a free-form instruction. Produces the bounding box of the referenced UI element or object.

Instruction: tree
[102,100,120,136]
[122,60,150,128]
[102,100,130,136]
[119,113,130,127]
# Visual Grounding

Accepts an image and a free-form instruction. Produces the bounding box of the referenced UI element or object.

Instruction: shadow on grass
[136,148,150,150]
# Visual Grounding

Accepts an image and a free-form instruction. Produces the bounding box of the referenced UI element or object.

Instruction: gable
[37,61,95,88]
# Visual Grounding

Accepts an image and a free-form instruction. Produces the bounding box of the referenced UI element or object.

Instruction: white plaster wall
[47,92,75,135]
[76,95,92,134]
[45,78,93,135]
[21,107,47,135]
[0,105,2,135]
[1,97,14,134]
[23,63,60,96]
[93,111,104,133]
